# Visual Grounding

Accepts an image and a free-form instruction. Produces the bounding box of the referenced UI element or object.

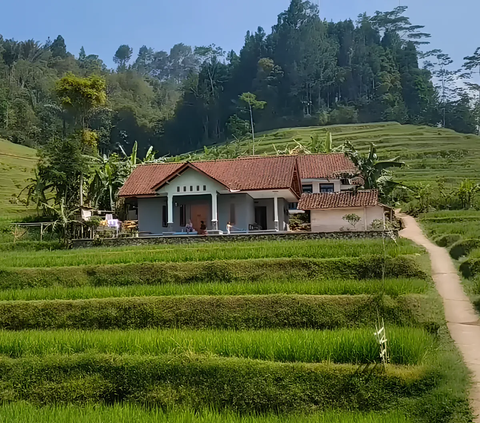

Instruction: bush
[460,258,480,278]
[435,234,462,248]
[329,106,359,125]
[0,241,64,252]
[449,239,480,260]
[0,256,429,290]
[0,354,435,412]
[0,295,432,331]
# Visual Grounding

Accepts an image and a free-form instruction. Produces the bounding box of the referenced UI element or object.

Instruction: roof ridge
[135,153,347,167]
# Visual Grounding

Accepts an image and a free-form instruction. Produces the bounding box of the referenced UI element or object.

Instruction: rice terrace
[2,0,480,422]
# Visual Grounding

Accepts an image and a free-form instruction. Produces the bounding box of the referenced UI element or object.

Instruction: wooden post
[40,223,44,242]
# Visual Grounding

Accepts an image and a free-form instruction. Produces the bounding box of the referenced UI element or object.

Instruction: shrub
[460,258,480,278]
[0,241,64,252]
[329,106,359,125]
[449,239,480,260]
[0,256,429,290]
[0,295,432,331]
[0,354,435,412]
[435,234,462,248]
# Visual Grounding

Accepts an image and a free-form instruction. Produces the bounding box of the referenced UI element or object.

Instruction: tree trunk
[249,104,255,155]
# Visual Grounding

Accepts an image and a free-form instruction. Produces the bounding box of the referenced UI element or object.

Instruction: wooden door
[255,206,267,230]
[190,204,209,232]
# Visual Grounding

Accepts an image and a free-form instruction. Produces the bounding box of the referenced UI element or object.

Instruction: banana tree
[88,154,128,211]
[343,141,405,191]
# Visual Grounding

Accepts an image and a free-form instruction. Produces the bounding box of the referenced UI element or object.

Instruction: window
[197,186,200,191]
[177,186,180,192]
[179,205,186,227]
[162,205,168,227]
[320,184,335,193]
[229,203,236,225]
[190,186,193,192]
[203,185,207,191]
[183,186,187,192]
[302,184,313,193]
[289,202,298,210]
[341,178,350,185]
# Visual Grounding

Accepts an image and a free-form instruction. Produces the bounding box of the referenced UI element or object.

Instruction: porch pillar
[167,194,174,229]
[273,196,279,231]
[211,193,218,230]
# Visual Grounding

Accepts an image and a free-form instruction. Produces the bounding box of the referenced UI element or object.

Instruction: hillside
[228,122,480,185]
[0,139,37,219]
[1,122,479,221]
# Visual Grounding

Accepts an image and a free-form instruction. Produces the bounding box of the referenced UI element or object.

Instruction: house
[119,153,360,235]
[298,190,392,232]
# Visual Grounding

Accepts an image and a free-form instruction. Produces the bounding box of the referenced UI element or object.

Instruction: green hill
[0,139,37,219]
[230,122,480,185]
[1,122,479,220]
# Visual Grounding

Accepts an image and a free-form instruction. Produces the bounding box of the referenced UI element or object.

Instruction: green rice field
[0,238,420,268]
[0,233,472,421]
[0,327,433,364]
[0,403,412,423]
[0,278,429,301]
[203,122,480,185]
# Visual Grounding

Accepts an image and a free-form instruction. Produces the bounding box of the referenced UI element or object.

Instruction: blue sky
[0,0,477,69]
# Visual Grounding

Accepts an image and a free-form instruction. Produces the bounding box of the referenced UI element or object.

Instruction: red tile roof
[119,154,357,198]
[298,190,380,210]
[193,156,298,191]
[119,163,184,197]
[297,153,357,179]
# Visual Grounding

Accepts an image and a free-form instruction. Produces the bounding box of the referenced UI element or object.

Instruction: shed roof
[296,153,357,179]
[298,190,380,210]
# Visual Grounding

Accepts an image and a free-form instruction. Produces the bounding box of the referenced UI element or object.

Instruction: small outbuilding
[298,190,392,232]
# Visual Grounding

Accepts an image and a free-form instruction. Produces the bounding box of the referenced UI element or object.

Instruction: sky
[0,0,478,69]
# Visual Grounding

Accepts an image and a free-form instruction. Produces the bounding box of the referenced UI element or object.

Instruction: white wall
[301,179,355,193]
[157,168,225,200]
[138,198,167,234]
[311,206,385,232]
[218,194,254,232]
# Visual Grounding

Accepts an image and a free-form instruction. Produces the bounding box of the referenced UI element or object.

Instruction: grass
[0,403,413,422]
[0,353,433,413]
[0,238,421,268]
[0,278,430,301]
[0,294,436,331]
[206,122,480,184]
[0,255,428,290]
[0,139,36,219]
[0,327,434,365]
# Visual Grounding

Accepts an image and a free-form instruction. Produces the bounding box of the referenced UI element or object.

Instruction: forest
[0,0,479,157]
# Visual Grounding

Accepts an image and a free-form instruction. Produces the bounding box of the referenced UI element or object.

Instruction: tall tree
[113,44,133,70]
[50,35,67,59]
[239,92,266,154]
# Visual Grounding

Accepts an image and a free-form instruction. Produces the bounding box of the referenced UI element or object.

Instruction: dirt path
[399,213,480,420]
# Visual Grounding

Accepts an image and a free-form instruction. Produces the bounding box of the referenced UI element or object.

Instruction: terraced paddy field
[421,210,480,318]
[0,139,36,220]
[205,122,480,185]
[0,238,473,422]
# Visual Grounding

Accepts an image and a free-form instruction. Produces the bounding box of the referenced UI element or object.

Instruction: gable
[156,167,226,196]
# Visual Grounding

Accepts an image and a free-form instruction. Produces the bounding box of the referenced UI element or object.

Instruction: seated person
[185,220,194,233]
[199,221,207,235]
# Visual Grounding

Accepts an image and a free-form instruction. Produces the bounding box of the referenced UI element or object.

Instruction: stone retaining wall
[72,230,397,249]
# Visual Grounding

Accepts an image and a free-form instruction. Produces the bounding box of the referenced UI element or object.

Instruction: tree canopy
[0,1,478,157]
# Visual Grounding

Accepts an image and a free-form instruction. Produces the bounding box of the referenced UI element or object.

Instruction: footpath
[400,213,480,421]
